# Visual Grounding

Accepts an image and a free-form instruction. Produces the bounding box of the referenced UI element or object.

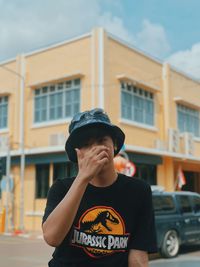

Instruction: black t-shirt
[43,174,157,267]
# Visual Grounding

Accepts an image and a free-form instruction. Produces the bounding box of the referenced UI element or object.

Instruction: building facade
[0,28,200,232]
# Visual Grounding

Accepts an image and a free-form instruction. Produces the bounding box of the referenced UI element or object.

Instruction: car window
[153,195,176,214]
[177,195,192,214]
[193,196,200,213]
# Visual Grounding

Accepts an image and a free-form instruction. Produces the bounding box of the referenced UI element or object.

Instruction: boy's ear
[114,140,118,152]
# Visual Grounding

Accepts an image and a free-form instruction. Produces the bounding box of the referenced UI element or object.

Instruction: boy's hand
[75,145,109,182]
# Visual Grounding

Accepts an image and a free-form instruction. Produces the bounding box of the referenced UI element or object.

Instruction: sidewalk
[0,233,53,267]
[1,230,43,240]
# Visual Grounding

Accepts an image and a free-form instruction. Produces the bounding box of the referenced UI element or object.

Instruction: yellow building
[0,28,200,232]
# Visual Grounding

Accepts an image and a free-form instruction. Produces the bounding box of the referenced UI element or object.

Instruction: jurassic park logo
[71,206,130,258]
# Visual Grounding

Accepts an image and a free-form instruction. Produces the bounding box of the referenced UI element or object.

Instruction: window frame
[33,78,81,124]
[120,82,155,127]
[0,95,8,129]
[35,163,50,199]
[177,103,200,137]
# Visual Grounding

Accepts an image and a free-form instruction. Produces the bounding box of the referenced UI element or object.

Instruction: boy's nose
[90,139,101,146]
[92,141,101,147]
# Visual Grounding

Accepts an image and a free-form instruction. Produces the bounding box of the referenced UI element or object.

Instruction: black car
[152,188,200,258]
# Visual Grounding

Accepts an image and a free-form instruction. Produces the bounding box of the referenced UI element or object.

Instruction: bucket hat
[65,108,125,162]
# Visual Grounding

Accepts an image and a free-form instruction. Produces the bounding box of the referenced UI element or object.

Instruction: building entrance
[182,171,200,193]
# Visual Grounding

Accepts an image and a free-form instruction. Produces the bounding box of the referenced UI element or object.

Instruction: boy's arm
[42,176,88,247]
[42,146,109,247]
[128,249,148,267]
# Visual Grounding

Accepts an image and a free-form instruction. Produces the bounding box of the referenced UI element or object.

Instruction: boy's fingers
[91,146,109,155]
[96,150,109,160]
[75,148,80,161]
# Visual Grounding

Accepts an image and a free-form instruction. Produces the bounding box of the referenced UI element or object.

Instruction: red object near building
[113,155,136,177]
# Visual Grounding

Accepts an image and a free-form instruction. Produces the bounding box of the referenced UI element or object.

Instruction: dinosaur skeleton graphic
[80,210,119,234]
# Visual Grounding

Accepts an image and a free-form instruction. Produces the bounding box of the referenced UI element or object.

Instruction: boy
[42,108,157,266]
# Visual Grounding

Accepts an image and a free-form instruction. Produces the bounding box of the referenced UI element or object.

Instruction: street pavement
[0,234,53,267]
[150,255,200,267]
[150,245,200,267]
[0,234,200,267]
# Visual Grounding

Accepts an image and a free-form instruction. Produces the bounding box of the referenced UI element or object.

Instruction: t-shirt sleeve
[129,182,157,253]
[42,179,70,224]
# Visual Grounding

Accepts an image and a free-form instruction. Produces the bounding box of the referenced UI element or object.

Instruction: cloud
[97,12,134,44]
[167,43,200,80]
[0,0,170,63]
[0,0,101,60]
[135,19,171,59]
[98,17,171,60]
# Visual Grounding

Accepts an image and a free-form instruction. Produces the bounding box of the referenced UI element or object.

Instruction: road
[0,234,200,267]
[0,234,53,267]
[150,245,200,267]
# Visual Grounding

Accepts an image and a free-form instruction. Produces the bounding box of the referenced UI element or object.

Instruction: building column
[157,157,174,191]
[91,27,105,109]
[162,63,170,140]
[49,163,53,186]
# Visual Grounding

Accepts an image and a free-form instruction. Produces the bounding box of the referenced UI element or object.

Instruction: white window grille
[34,78,80,123]
[121,82,154,126]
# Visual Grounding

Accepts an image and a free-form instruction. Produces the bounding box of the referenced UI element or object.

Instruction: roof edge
[0,58,16,66]
[0,31,91,64]
[25,32,91,58]
[107,31,163,65]
[168,63,200,85]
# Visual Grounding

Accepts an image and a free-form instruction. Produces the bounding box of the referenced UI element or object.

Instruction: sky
[0,0,200,80]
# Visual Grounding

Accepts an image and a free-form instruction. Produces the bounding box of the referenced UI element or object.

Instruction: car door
[192,195,200,240]
[176,195,197,243]
[152,194,178,248]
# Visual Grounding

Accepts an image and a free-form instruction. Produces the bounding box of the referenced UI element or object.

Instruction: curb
[2,231,43,239]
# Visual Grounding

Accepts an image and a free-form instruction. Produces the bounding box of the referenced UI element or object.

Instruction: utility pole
[5,138,11,232]
[19,55,25,231]
[0,55,25,231]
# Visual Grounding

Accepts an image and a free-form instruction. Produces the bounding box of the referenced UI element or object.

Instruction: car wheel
[161,230,179,258]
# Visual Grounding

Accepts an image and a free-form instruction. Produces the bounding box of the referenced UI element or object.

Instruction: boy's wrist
[75,174,92,186]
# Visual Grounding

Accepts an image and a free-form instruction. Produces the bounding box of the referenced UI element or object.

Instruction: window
[35,164,49,198]
[0,157,6,198]
[153,196,176,214]
[53,162,78,181]
[121,83,154,126]
[193,196,200,213]
[34,79,80,123]
[177,195,192,214]
[53,162,70,180]
[0,96,8,129]
[134,164,157,185]
[177,104,200,137]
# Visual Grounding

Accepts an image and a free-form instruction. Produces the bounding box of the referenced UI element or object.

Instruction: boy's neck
[89,166,118,187]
